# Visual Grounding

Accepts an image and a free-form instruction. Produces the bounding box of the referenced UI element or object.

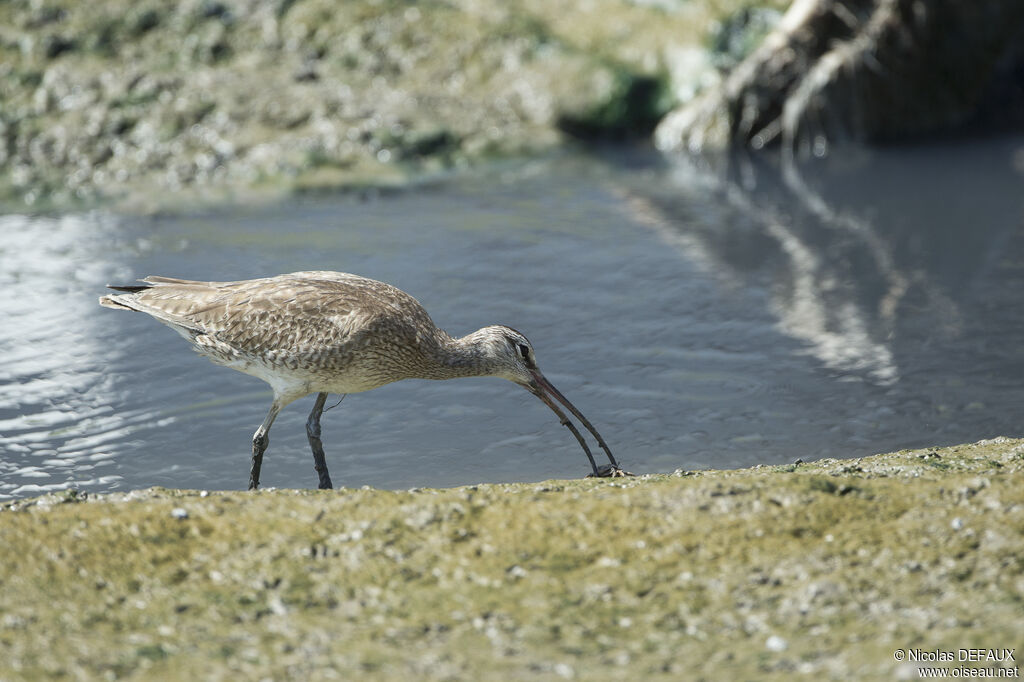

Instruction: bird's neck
[417,329,500,380]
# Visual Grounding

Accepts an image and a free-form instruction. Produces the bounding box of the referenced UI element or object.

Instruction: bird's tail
[98,282,153,310]
[106,283,152,293]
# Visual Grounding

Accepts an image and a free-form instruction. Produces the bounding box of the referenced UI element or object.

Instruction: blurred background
[2,0,1023,498]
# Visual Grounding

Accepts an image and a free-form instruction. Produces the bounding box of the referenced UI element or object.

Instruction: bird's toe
[587,464,635,478]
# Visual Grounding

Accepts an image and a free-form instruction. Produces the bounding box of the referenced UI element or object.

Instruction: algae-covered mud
[2,438,1022,680]
[0,0,787,206]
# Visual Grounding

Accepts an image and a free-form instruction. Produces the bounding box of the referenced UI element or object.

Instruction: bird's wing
[104,272,438,357]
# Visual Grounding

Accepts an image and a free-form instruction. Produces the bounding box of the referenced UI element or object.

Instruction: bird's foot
[587,464,634,478]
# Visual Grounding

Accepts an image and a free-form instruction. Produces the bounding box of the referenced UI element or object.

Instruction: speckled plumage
[100,271,624,489]
[103,271,486,400]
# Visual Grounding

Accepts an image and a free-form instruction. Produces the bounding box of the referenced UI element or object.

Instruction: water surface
[2,138,1023,498]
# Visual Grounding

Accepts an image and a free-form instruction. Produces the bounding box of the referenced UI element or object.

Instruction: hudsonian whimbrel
[99,271,627,489]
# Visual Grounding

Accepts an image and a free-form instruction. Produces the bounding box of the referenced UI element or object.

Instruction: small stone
[506,565,528,580]
[554,663,575,679]
[171,507,189,519]
[294,65,319,82]
[766,635,788,652]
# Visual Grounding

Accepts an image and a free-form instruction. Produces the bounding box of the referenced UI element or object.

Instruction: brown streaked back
[99,271,446,361]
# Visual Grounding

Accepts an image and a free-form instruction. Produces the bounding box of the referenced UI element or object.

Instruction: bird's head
[465,325,624,477]
[468,325,540,387]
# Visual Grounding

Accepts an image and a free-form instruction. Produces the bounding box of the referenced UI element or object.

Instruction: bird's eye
[517,343,530,360]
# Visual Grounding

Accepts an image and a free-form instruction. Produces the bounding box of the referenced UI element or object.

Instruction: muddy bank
[2,437,1022,680]
[0,0,751,207]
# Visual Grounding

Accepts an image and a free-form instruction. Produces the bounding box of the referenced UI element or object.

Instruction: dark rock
[657,0,1024,155]
[558,69,672,140]
[130,8,162,36]
[42,34,76,60]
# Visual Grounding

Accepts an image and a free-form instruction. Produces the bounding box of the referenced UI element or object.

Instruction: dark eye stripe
[518,344,530,358]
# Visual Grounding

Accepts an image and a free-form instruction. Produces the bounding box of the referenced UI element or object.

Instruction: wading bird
[100,271,627,489]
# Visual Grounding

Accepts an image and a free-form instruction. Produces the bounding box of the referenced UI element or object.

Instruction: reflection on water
[625,137,1024,389]
[0,214,135,496]
[2,137,1023,498]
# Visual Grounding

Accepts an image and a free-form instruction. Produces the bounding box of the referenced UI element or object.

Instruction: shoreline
[3,436,1022,679]
[0,0,749,210]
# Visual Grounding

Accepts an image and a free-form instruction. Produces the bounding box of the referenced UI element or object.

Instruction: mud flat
[2,437,1022,680]
[0,0,765,208]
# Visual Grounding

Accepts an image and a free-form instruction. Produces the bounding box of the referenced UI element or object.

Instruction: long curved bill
[522,368,628,477]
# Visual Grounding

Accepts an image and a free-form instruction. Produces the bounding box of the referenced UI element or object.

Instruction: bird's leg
[306,392,333,490]
[249,400,283,490]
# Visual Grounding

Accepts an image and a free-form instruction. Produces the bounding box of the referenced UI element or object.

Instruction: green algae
[2,437,1023,680]
[0,0,770,209]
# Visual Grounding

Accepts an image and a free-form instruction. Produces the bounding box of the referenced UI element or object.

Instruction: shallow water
[2,138,1023,498]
